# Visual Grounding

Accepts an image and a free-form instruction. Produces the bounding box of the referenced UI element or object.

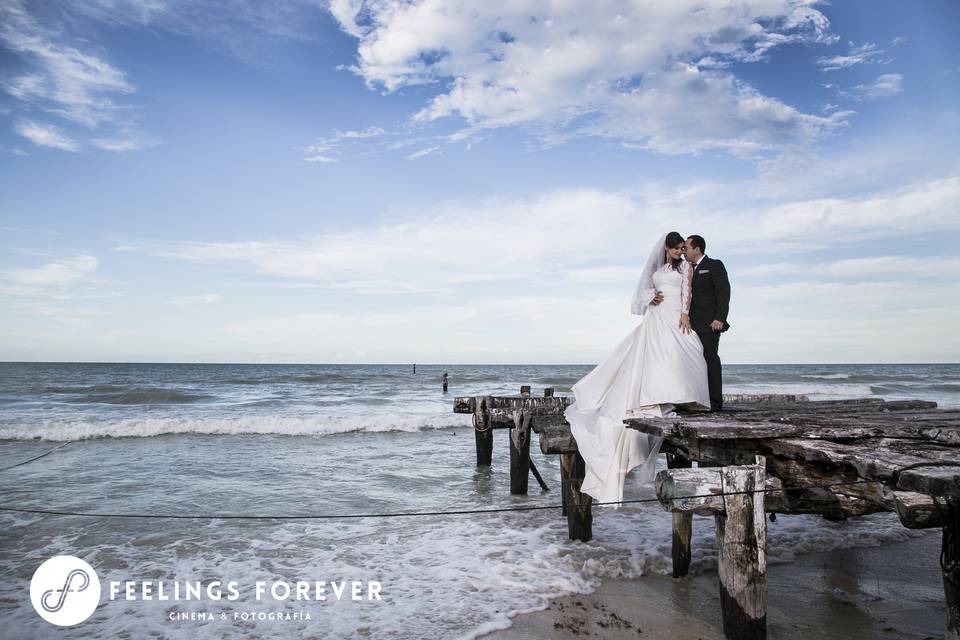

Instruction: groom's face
[683,239,694,260]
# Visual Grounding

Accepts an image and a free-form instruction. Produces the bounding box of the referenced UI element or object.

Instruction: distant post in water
[442,372,449,393]
[413,363,416,374]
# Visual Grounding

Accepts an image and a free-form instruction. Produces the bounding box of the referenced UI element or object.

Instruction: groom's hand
[650,291,664,305]
[710,320,724,331]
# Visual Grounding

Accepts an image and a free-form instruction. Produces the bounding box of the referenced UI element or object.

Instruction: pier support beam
[473,396,493,466]
[560,452,592,542]
[715,456,768,640]
[943,497,960,640]
[656,457,768,640]
[667,452,694,578]
[509,410,532,495]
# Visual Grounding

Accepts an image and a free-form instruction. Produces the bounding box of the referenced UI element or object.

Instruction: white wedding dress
[564,259,710,507]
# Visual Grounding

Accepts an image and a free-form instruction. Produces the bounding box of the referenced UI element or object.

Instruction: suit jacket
[689,255,730,333]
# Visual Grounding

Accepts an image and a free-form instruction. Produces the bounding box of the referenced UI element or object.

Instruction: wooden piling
[520,385,531,397]
[715,456,767,640]
[560,452,592,542]
[472,396,493,466]
[943,497,960,640]
[667,452,694,578]
[544,387,554,397]
[509,410,532,494]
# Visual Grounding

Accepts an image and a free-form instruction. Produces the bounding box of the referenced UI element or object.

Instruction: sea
[0,362,956,639]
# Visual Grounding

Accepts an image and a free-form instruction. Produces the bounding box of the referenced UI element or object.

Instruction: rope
[0,439,954,528]
[0,478,881,521]
[0,442,72,472]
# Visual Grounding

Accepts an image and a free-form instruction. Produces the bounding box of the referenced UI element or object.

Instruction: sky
[1,0,958,364]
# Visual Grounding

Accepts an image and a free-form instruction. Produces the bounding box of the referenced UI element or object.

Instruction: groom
[684,235,730,412]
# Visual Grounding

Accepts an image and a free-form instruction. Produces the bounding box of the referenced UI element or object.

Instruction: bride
[564,231,710,507]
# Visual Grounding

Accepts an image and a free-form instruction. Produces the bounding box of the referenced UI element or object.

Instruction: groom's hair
[687,234,706,253]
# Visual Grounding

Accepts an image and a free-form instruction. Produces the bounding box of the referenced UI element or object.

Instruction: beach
[487,532,943,640]
[0,362,955,638]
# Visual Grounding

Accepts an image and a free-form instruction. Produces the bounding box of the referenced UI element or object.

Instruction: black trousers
[697,330,722,410]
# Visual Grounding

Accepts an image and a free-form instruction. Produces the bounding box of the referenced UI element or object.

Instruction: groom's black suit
[689,255,730,411]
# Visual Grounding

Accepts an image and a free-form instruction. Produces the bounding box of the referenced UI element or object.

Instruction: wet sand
[484,532,943,640]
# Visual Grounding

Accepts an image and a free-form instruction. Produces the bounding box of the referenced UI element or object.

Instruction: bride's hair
[665,231,684,272]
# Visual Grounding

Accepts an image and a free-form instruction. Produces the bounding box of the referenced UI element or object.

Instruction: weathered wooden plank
[626,415,960,443]
[722,394,809,403]
[897,463,960,498]
[716,456,767,640]
[761,456,889,518]
[529,414,569,433]
[537,425,577,455]
[767,437,957,485]
[487,395,572,411]
[454,395,477,414]
[894,491,944,529]
[655,467,784,515]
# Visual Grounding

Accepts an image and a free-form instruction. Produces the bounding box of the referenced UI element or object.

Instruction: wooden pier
[453,391,960,640]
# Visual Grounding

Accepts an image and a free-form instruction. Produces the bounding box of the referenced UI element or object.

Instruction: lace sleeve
[681,261,692,315]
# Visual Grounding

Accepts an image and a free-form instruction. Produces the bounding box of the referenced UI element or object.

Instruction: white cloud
[304,153,338,163]
[729,175,959,244]
[405,146,439,160]
[730,279,960,363]
[14,120,79,151]
[303,126,385,162]
[66,0,320,59]
[120,174,960,301]
[222,293,634,363]
[739,256,960,278]
[816,41,887,71]
[331,0,846,155]
[171,293,223,306]
[0,1,152,152]
[0,1,134,127]
[4,254,98,288]
[843,73,903,101]
[122,188,646,294]
[89,136,155,152]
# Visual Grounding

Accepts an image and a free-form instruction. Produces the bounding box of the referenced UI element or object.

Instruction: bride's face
[666,244,684,261]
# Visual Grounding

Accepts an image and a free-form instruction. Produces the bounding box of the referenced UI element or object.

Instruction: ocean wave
[0,413,472,441]
[43,384,128,394]
[726,371,939,384]
[800,373,852,380]
[40,386,215,405]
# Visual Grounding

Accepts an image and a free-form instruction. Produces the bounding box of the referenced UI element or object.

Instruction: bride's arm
[681,261,692,315]
[679,261,693,333]
[631,284,658,315]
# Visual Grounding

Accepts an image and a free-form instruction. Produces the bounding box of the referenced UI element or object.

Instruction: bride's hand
[679,314,692,334]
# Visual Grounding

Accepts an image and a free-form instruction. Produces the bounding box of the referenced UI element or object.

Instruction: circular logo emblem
[30,555,101,626]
